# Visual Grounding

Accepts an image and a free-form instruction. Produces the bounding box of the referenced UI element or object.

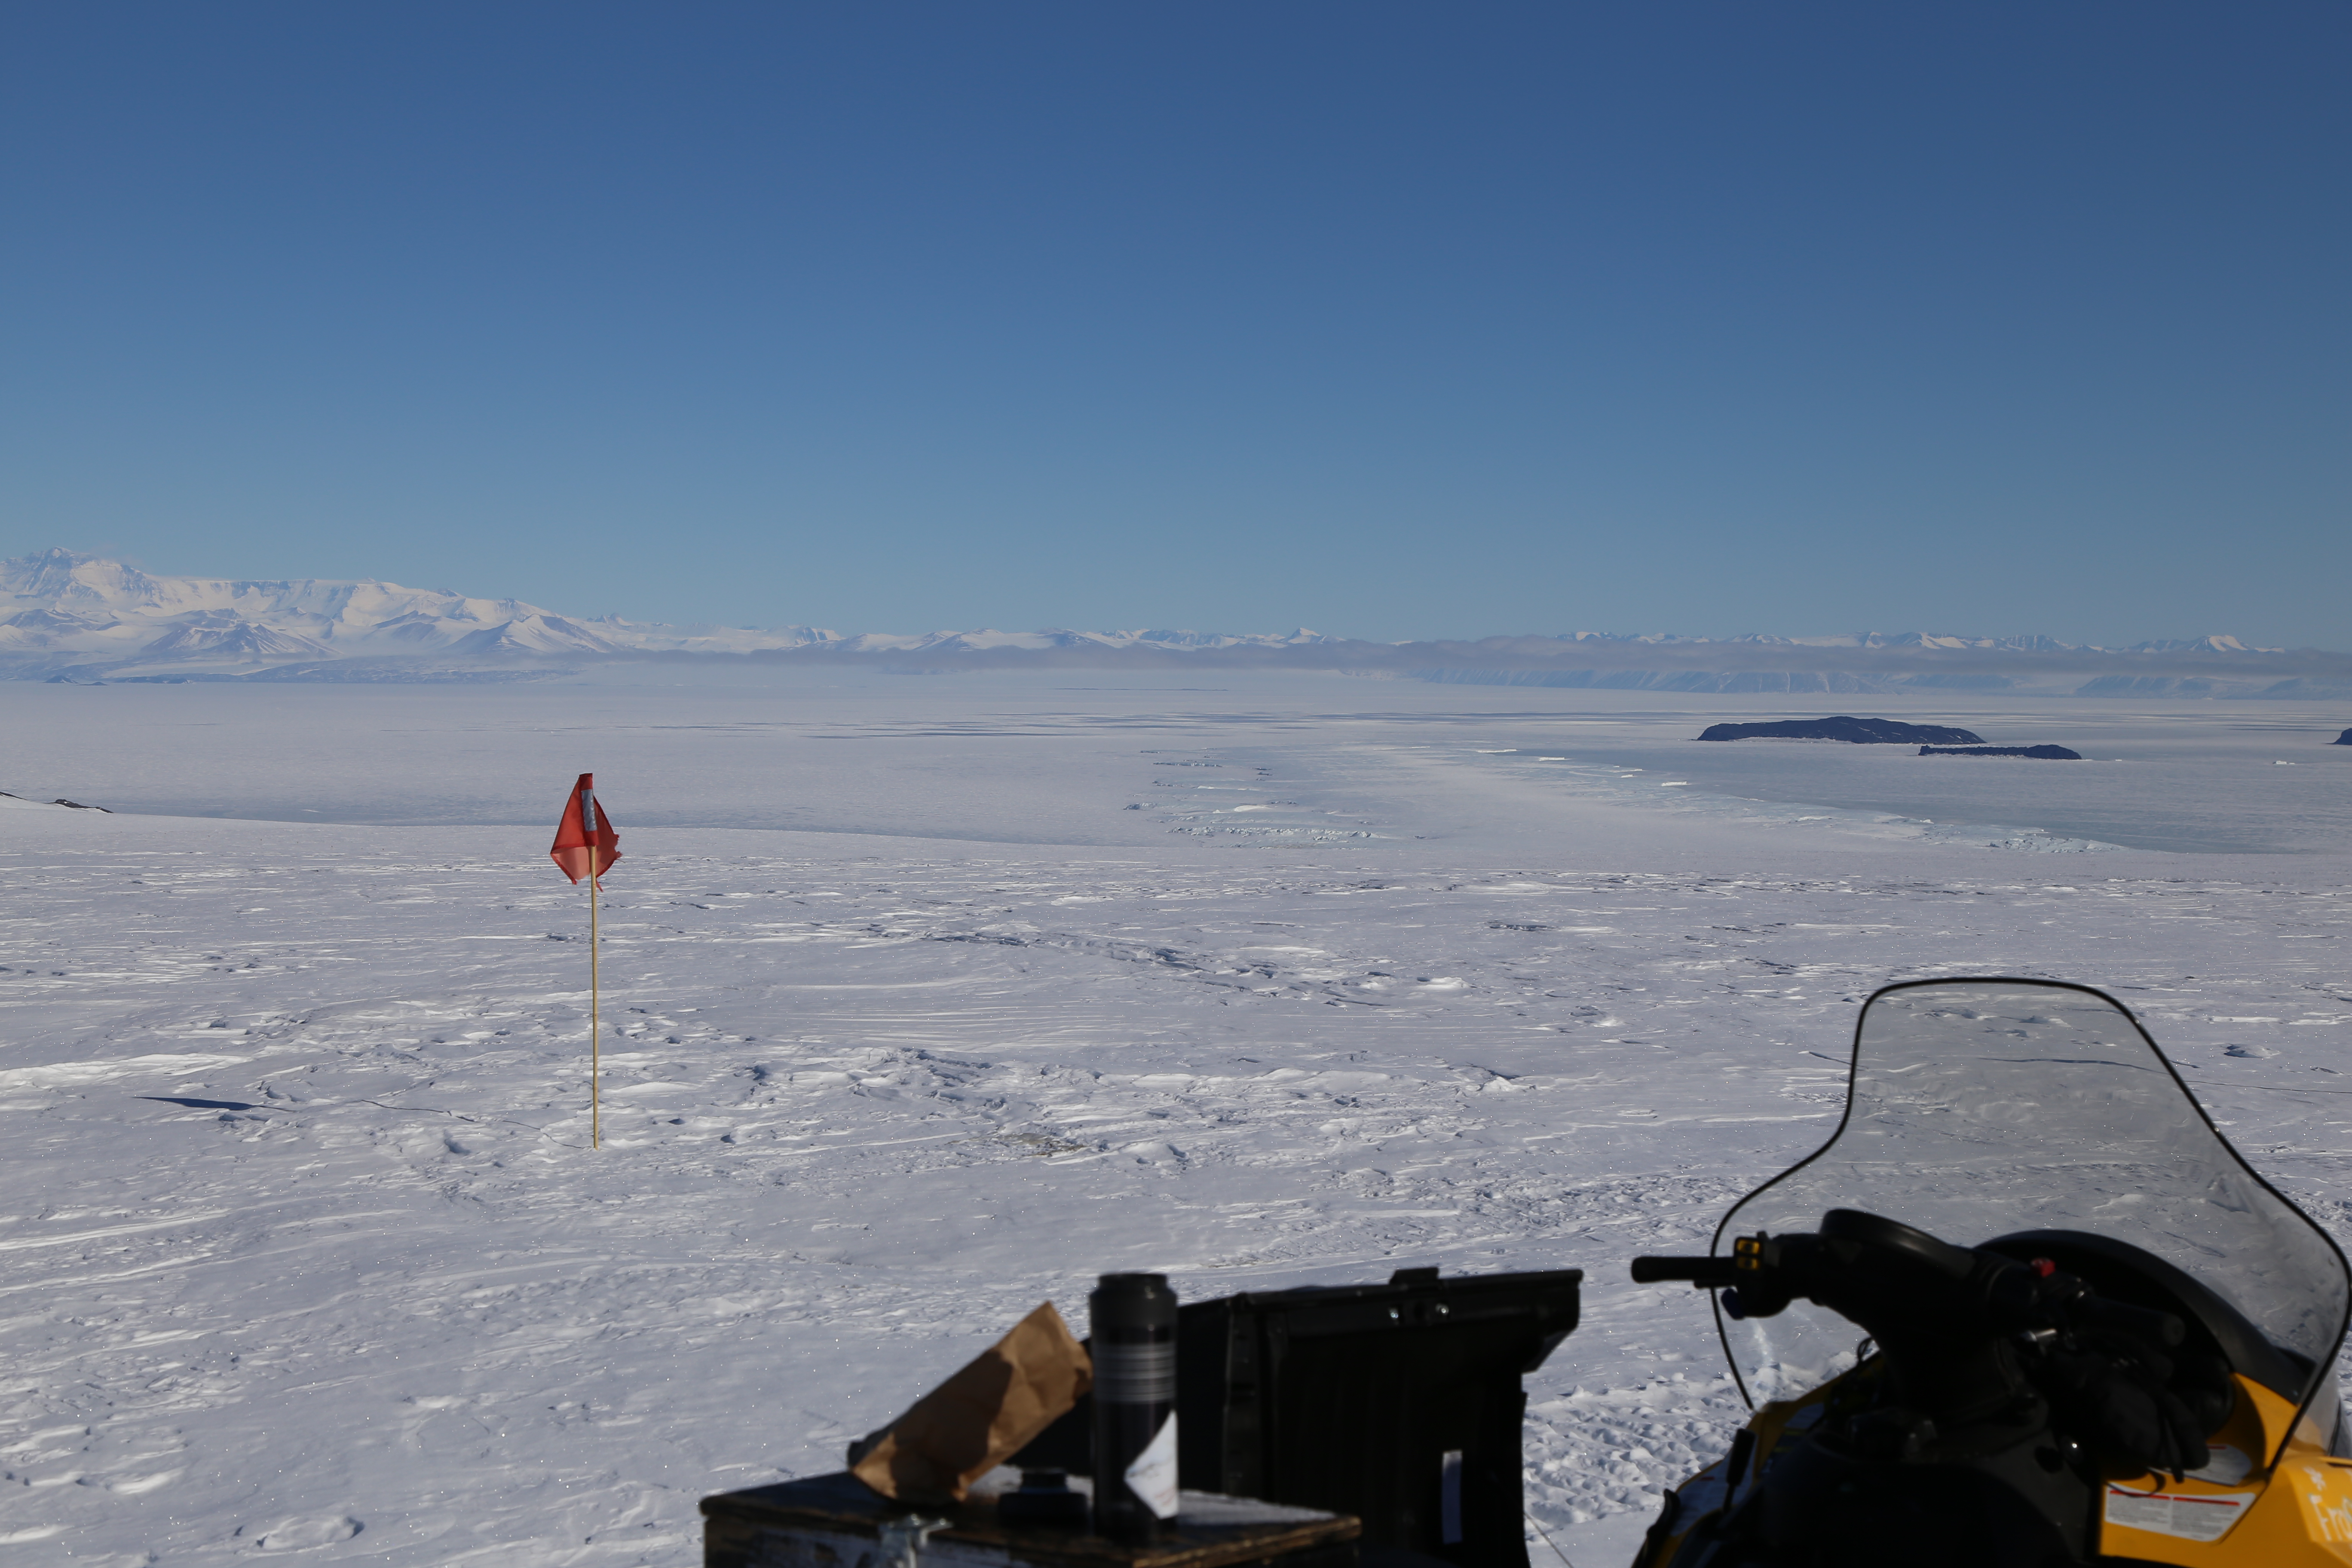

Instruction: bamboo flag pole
[550,772,620,1153]
[589,841,601,1150]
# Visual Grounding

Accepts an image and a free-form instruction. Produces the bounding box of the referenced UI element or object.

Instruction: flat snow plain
[3,670,2349,1566]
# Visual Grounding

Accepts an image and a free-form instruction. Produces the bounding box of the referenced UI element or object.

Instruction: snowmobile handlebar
[1627,1209,2230,1480]
[1630,1255,1743,1287]
[2070,1292,2187,1346]
[1631,1216,2184,1347]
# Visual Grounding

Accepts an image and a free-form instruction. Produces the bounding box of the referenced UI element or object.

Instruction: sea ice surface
[1,671,2347,1564]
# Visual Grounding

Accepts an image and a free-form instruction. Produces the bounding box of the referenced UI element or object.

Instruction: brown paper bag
[848,1300,1093,1506]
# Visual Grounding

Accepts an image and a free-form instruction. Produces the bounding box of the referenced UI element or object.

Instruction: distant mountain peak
[2126,634,2283,655]
[0,550,1351,670]
[0,550,2311,683]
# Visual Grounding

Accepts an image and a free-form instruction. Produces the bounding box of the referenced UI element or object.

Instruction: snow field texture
[2,675,2349,1565]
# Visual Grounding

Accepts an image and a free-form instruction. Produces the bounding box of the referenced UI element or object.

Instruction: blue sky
[4,3,2346,646]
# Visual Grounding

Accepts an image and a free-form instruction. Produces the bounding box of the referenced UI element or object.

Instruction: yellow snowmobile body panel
[2094,1378,2352,1565]
[1622,980,2352,1568]
[1636,1373,2352,1566]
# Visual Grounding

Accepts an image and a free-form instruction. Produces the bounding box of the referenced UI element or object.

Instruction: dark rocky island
[0,790,110,810]
[2336,728,2352,745]
[1918,744,2083,760]
[1697,716,1986,744]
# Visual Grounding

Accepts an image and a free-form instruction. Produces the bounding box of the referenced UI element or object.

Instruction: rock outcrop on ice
[1697,717,1987,745]
[4,548,2348,694]
[1919,745,2084,760]
[0,788,108,810]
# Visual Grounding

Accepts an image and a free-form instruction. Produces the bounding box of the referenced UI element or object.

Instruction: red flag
[550,773,621,885]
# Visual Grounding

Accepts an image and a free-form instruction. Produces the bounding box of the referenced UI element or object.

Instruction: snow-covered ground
[4,671,2349,1565]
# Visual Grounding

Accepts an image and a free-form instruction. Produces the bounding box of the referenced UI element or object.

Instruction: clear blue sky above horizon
[4,3,2346,647]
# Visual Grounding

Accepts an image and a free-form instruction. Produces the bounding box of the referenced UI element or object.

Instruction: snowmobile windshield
[1712,979,2349,1446]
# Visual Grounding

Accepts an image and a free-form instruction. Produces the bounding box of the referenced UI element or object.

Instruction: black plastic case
[1017,1268,1583,1568]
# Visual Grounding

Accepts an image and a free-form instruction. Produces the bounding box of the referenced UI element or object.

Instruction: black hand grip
[1632,1255,1742,1287]
[2074,1296,2187,1347]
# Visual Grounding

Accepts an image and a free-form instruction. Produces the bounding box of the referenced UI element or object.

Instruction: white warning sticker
[1125,1413,1179,1520]
[2185,1444,2255,1486]
[2104,1484,2256,1543]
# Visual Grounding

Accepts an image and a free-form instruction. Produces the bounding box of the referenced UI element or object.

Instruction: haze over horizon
[7,545,2333,662]
[4,5,2346,647]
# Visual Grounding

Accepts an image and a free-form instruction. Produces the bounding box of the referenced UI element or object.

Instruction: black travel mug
[1090,1272,1178,1542]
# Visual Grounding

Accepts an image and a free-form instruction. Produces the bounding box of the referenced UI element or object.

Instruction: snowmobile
[1626,978,2352,1568]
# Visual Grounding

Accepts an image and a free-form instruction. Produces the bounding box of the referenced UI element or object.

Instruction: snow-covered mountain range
[0,550,1338,672]
[0,549,2336,697]
[0,550,639,662]
[1548,628,2279,655]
